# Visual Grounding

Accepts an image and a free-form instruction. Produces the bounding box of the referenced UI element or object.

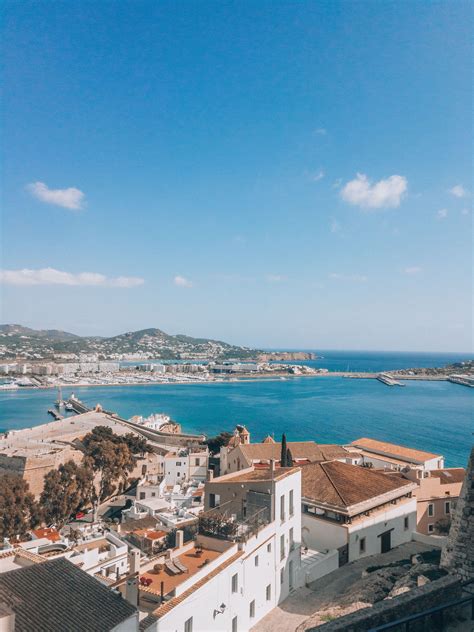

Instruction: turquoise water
[0,376,472,467]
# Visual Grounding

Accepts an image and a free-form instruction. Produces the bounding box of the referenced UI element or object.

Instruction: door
[380,530,392,553]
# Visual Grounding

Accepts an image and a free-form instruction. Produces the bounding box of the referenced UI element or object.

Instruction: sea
[0,351,472,468]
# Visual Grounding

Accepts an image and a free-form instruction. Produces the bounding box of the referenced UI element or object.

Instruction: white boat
[0,382,19,390]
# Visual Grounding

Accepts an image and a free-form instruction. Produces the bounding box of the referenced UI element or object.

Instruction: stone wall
[309,575,462,631]
[441,446,474,581]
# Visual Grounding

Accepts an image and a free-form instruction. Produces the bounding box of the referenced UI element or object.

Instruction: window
[195,458,200,466]
[280,568,284,584]
[445,501,451,514]
[151,492,156,497]
[232,616,238,632]
[254,555,259,567]
[289,527,294,550]
[428,523,434,533]
[428,503,434,517]
[139,492,146,500]
[359,537,366,554]
[176,461,182,466]
[267,543,272,553]
[209,493,216,508]
[280,495,285,522]
[249,600,255,618]
[404,516,409,530]
[184,617,193,632]
[266,584,271,601]
[280,534,286,560]
[231,573,238,593]
[289,489,294,516]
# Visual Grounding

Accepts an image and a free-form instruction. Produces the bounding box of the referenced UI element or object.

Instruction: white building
[300,460,417,564]
[140,465,303,632]
[164,447,209,486]
[347,437,444,479]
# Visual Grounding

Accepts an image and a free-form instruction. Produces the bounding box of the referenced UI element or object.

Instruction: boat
[0,382,19,390]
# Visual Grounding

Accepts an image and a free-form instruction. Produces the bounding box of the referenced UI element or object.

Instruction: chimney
[176,530,184,549]
[270,459,276,473]
[207,469,214,481]
[125,577,138,607]
[129,549,140,575]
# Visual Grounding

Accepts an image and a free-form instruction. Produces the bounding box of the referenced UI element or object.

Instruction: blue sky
[2,1,472,351]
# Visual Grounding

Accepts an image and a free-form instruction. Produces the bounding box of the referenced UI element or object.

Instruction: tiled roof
[301,461,415,510]
[0,557,136,632]
[217,466,298,483]
[350,438,441,463]
[430,468,465,485]
[134,529,166,540]
[240,442,349,462]
[31,528,61,542]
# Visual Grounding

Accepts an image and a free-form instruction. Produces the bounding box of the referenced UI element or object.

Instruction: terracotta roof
[301,461,415,511]
[32,528,61,542]
[143,551,243,624]
[430,468,465,485]
[216,466,298,483]
[350,438,441,464]
[0,557,136,632]
[133,529,166,541]
[239,442,349,462]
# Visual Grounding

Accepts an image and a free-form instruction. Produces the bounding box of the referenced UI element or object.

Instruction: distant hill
[0,324,259,361]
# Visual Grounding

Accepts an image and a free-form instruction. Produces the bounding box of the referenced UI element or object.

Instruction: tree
[280,434,288,467]
[434,517,451,535]
[40,460,94,526]
[286,448,294,467]
[0,475,40,539]
[205,431,233,455]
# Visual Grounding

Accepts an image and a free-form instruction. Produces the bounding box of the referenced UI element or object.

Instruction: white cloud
[310,169,325,182]
[0,268,144,287]
[266,274,286,283]
[404,266,422,275]
[329,272,367,283]
[314,128,326,135]
[174,275,193,288]
[27,181,85,210]
[330,218,341,233]
[341,173,407,210]
[437,208,448,219]
[449,184,468,198]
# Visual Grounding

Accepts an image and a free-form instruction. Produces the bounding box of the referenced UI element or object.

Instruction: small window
[428,503,434,517]
[209,493,216,509]
[266,584,271,601]
[445,501,450,514]
[289,527,294,550]
[195,458,200,466]
[280,495,285,522]
[139,492,146,500]
[176,461,182,466]
[249,600,255,618]
[231,573,238,593]
[428,523,434,533]
[151,492,156,497]
[267,543,271,553]
[254,555,259,567]
[280,534,285,560]
[184,617,193,632]
[289,489,294,516]
[280,567,284,584]
[232,616,238,632]
[359,537,366,554]
[404,516,409,530]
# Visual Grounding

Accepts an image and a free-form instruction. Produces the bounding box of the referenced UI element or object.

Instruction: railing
[198,503,270,543]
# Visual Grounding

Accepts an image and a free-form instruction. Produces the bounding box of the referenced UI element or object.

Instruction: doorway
[380,530,392,553]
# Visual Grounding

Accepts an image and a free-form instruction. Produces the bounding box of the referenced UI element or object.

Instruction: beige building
[220,426,352,475]
[414,467,465,535]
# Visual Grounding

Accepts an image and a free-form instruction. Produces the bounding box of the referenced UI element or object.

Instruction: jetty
[47,408,63,420]
[376,373,405,387]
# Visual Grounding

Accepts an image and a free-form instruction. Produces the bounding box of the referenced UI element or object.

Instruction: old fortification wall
[309,575,462,631]
[441,446,474,581]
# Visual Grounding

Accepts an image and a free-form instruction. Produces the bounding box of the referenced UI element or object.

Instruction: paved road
[252,542,436,632]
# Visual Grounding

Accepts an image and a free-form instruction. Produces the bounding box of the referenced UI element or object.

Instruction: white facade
[164,449,208,486]
[66,532,129,580]
[302,496,417,564]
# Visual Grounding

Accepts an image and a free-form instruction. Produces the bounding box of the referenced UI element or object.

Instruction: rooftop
[429,468,465,485]
[139,543,227,598]
[0,557,136,632]
[212,466,297,483]
[301,461,416,511]
[31,528,61,542]
[350,438,442,464]
[238,441,350,463]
